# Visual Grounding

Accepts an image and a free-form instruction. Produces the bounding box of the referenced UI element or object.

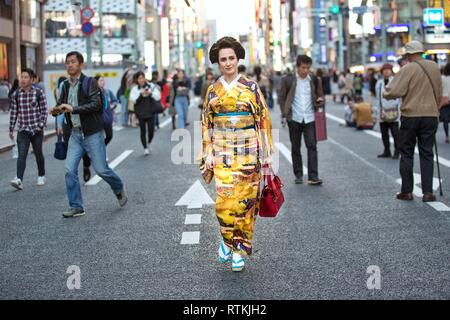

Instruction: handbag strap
[413,61,439,108]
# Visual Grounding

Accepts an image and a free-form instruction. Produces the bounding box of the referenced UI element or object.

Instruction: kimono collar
[219,74,241,92]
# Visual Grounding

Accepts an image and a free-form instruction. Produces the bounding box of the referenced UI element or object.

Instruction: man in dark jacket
[49,51,128,218]
[279,54,325,185]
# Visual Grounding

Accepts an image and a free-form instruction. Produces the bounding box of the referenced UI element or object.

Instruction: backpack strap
[81,76,92,98]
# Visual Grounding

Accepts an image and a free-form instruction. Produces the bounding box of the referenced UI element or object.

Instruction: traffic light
[330,5,339,14]
[195,42,203,49]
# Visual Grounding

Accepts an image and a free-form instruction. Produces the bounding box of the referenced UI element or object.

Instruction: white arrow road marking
[181,231,200,244]
[326,113,450,168]
[274,142,308,173]
[185,214,202,225]
[175,180,214,209]
[85,150,134,186]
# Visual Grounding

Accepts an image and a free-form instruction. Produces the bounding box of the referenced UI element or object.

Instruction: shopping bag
[54,134,67,160]
[315,109,327,142]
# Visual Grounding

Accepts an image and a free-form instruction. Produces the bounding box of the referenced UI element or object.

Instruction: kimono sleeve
[252,82,273,163]
[199,85,215,184]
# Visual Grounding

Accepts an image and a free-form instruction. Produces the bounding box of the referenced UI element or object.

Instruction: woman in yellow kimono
[200,37,273,272]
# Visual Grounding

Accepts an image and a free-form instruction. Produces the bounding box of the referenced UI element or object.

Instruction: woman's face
[137,75,146,87]
[97,77,105,89]
[218,48,238,77]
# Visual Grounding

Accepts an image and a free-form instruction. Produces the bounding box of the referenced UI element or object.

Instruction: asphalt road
[1,99,449,300]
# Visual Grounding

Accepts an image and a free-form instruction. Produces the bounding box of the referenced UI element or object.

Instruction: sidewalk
[0,110,56,154]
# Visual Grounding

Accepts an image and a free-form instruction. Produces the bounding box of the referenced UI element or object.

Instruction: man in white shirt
[279,55,325,185]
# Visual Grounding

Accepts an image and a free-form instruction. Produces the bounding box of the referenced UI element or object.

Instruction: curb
[0,131,57,154]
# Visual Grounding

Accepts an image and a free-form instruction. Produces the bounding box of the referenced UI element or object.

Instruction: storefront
[0,41,8,80]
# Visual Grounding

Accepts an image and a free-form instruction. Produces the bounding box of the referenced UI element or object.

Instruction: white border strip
[85,149,134,186]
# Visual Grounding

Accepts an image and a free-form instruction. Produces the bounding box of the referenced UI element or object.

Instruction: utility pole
[99,0,103,65]
[408,0,414,40]
[134,0,139,62]
[380,0,387,63]
[83,0,92,69]
[338,10,344,72]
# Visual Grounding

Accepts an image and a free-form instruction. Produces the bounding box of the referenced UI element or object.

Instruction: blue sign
[81,22,94,35]
[423,8,444,26]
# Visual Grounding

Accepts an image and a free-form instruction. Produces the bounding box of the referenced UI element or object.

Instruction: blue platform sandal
[231,252,245,272]
[218,241,232,263]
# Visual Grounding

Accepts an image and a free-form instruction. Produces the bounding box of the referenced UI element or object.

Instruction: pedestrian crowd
[3,39,449,272]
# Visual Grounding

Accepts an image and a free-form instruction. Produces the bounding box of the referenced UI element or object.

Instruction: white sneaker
[37,176,46,186]
[10,178,23,190]
[144,148,150,156]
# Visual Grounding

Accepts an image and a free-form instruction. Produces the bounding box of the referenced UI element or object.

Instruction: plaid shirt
[9,86,48,135]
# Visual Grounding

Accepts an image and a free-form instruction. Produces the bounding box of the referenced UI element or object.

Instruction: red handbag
[314,109,327,142]
[259,168,285,217]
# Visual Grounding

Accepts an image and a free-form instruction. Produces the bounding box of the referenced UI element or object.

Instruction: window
[20,0,40,28]
[0,0,13,19]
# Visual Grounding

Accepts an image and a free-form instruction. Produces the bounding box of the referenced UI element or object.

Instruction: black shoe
[63,208,85,218]
[295,177,303,184]
[377,152,391,158]
[185,122,190,127]
[422,193,436,202]
[83,167,91,182]
[308,178,323,186]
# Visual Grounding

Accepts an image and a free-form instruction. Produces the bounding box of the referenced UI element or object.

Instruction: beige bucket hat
[403,40,424,55]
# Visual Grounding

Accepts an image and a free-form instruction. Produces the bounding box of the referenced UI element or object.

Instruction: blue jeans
[65,129,124,210]
[120,95,129,126]
[174,96,189,129]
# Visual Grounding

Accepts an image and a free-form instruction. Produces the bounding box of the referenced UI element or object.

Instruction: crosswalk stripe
[180,231,200,244]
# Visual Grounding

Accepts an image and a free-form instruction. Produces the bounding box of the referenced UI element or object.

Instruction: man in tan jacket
[384,40,442,202]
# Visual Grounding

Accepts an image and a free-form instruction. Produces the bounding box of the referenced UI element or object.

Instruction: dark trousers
[104,123,113,146]
[62,123,91,168]
[399,117,438,194]
[16,130,45,180]
[380,121,399,154]
[287,120,319,180]
[138,116,154,148]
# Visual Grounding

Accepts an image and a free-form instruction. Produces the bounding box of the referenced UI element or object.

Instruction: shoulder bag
[379,83,398,122]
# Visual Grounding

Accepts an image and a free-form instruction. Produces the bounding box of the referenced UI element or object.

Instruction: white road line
[160,98,200,129]
[85,150,134,186]
[326,113,450,169]
[427,202,450,211]
[185,214,202,225]
[180,231,200,245]
[274,142,308,173]
[113,126,124,132]
[328,136,449,213]
[328,138,397,182]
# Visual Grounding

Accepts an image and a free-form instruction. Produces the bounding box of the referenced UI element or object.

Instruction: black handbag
[149,97,165,114]
[54,134,67,160]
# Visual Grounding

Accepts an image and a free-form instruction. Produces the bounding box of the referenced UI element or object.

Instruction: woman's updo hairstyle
[209,36,245,64]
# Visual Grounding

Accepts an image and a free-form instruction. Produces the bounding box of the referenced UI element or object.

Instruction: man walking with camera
[49,51,128,217]
[384,41,442,202]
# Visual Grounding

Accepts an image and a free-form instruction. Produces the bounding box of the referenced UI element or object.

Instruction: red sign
[80,6,95,22]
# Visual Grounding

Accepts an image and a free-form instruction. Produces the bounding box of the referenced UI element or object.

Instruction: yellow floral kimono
[200,75,273,256]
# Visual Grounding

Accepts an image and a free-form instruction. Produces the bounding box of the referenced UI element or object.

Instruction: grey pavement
[0,99,449,299]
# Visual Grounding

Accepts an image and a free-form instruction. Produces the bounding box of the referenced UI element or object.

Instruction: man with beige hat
[384,40,442,202]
